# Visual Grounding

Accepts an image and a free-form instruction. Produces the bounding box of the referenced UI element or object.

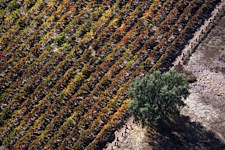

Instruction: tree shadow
[146,115,225,150]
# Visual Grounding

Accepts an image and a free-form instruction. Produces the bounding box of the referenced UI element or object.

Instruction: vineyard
[0,0,221,149]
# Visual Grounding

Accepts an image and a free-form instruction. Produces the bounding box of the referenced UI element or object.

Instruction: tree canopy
[127,70,189,128]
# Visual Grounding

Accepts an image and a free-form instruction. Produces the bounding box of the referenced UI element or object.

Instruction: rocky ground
[106,2,225,150]
[181,14,225,144]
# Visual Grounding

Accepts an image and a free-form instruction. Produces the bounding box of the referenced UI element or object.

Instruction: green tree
[127,70,189,128]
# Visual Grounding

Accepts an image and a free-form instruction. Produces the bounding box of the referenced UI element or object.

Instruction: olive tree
[127,70,189,128]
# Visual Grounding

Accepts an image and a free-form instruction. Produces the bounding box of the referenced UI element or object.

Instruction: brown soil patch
[105,2,225,150]
[181,15,225,144]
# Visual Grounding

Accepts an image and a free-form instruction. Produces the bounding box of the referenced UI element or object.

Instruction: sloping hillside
[0,0,222,149]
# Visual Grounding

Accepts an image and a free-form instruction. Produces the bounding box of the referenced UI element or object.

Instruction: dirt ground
[106,3,225,150]
[105,117,151,150]
[181,14,225,145]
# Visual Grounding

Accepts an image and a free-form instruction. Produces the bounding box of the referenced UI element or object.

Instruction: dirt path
[105,1,225,150]
[105,117,151,150]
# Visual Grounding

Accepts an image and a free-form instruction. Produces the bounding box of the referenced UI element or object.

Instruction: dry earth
[105,117,151,150]
[106,2,225,150]
[181,14,225,144]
